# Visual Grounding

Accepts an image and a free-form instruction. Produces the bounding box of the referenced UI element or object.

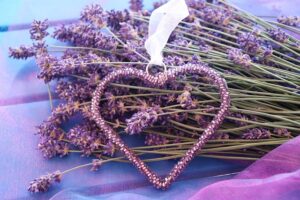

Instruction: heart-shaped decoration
[91,63,230,189]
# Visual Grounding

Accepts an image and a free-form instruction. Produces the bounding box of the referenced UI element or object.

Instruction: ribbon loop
[145,0,189,66]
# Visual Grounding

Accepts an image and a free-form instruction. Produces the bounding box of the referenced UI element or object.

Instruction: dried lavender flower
[274,128,292,137]
[145,133,168,146]
[28,171,62,193]
[199,7,232,26]
[56,81,93,102]
[37,136,69,158]
[53,23,117,50]
[237,32,262,54]
[242,128,271,140]
[186,0,206,10]
[267,28,289,43]
[164,55,185,66]
[210,133,230,140]
[177,89,197,109]
[81,4,106,28]
[125,106,161,135]
[30,19,49,41]
[129,0,143,12]
[119,22,139,40]
[227,48,251,68]
[68,123,104,156]
[277,16,300,27]
[106,9,130,31]
[8,46,35,59]
[228,112,252,126]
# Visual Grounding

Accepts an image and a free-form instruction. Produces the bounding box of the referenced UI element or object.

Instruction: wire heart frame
[91,63,231,189]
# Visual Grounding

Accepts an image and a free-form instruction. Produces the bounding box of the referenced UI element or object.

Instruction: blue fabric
[0,0,298,199]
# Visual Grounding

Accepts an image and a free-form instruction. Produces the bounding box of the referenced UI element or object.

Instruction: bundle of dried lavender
[9,0,300,193]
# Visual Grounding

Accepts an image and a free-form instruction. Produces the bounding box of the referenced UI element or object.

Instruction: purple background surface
[0,1,299,199]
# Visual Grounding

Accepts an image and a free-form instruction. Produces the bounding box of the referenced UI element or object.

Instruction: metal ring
[146,63,167,74]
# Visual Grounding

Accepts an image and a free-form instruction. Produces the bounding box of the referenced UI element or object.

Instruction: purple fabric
[0,0,299,199]
[190,136,300,200]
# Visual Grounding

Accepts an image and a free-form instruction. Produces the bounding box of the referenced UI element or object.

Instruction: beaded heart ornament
[91,63,230,189]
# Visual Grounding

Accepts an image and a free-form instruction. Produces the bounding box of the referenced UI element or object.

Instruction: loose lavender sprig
[28,171,61,193]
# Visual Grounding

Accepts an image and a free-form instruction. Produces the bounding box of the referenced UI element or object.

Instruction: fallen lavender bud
[28,171,61,193]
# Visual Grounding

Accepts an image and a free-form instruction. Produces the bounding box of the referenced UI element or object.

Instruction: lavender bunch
[9,0,300,193]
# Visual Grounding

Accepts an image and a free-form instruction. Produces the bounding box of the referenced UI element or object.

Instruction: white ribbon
[145,0,189,67]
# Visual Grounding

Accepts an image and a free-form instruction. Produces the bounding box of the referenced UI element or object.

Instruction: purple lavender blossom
[227,48,251,68]
[36,50,110,83]
[153,1,167,9]
[242,128,271,140]
[8,46,35,59]
[170,112,188,122]
[164,56,185,66]
[68,123,105,156]
[106,9,130,31]
[145,134,168,146]
[28,171,61,193]
[274,128,292,137]
[262,45,273,59]
[53,23,117,50]
[177,89,197,109]
[102,141,116,156]
[119,22,139,40]
[186,0,206,10]
[30,19,49,40]
[267,29,289,43]
[194,114,209,127]
[81,4,106,28]
[199,7,232,26]
[56,81,93,102]
[129,0,143,12]
[35,51,59,82]
[210,133,230,140]
[237,32,262,54]
[125,106,161,135]
[277,16,300,27]
[228,112,252,126]
[36,103,79,158]
[37,134,69,159]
